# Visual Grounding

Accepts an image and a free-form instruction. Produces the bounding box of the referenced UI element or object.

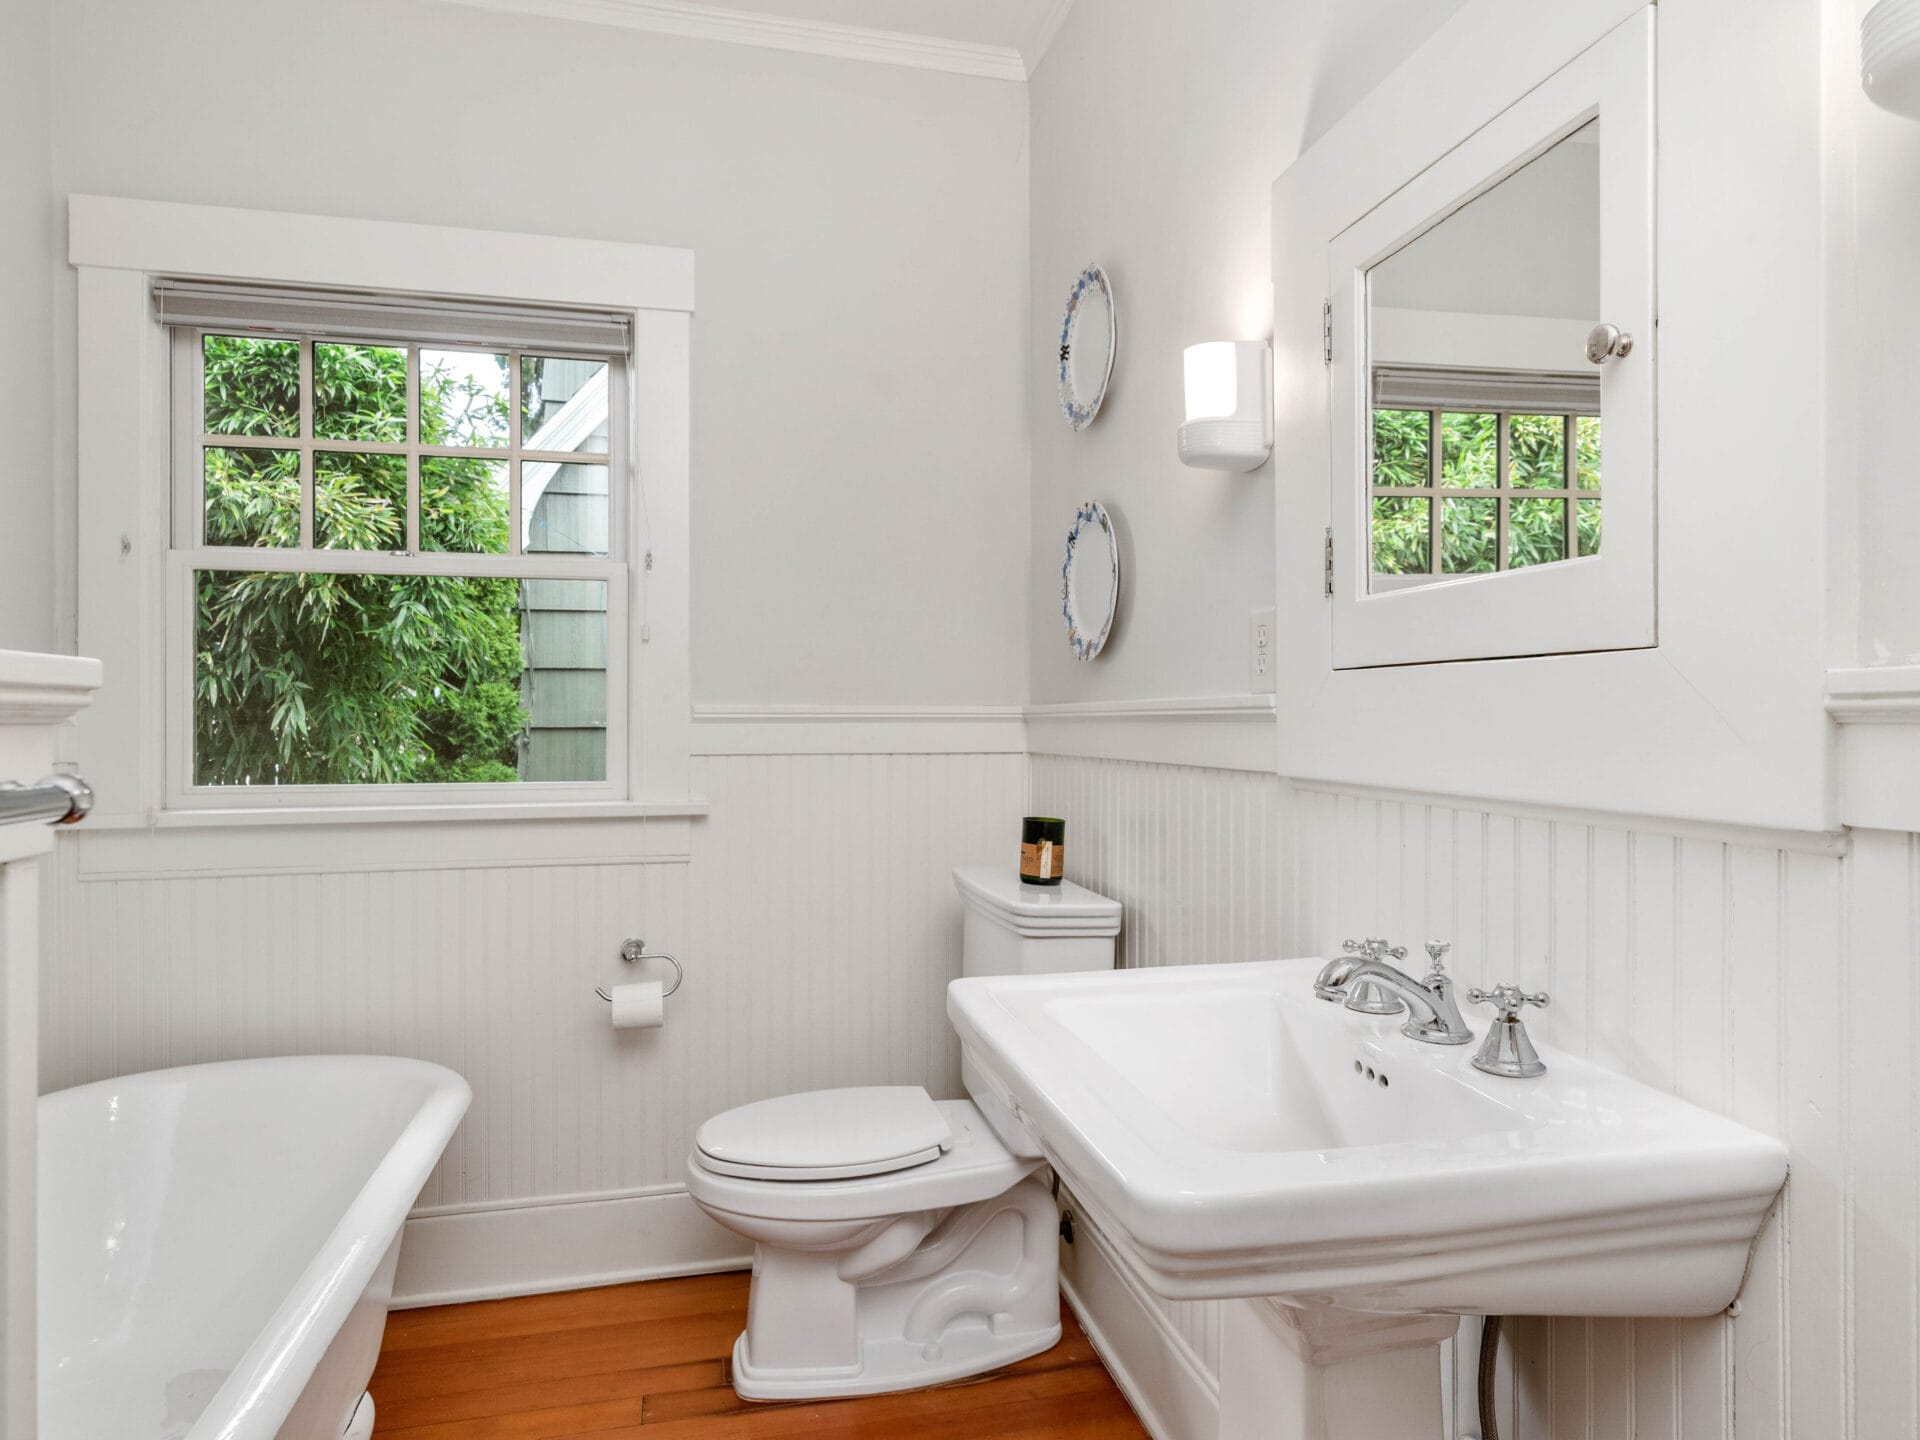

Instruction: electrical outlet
[1250,606,1277,694]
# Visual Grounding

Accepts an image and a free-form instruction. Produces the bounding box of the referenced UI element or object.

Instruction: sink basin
[949,958,1786,1317]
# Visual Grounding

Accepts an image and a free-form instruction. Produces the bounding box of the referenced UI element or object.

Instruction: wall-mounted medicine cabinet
[1326,15,1655,669]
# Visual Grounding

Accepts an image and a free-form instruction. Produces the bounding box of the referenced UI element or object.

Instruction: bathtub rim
[41,1054,471,1440]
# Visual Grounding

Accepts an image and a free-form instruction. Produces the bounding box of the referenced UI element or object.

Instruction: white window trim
[69,195,694,829]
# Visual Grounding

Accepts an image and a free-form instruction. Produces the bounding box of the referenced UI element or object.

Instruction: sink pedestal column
[1218,1300,1458,1440]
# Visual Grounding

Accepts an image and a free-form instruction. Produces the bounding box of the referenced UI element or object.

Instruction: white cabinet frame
[1271,0,1838,831]
[1328,16,1655,667]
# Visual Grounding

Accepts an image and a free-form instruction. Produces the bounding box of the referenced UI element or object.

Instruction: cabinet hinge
[1324,527,1335,598]
[1322,300,1333,366]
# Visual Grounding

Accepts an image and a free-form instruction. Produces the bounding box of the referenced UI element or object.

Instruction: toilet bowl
[686,865,1121,1400]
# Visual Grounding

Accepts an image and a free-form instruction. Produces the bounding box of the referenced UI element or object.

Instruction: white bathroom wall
[31,0,1034,1299]
[1026,1,1913,1436]
[0,0,58,655]
[45,0,1031,705]
[1026,0,1467,705]
[44,744,1027,1300]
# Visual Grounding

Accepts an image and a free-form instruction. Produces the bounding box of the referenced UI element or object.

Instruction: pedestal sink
[948,958,1787,1440]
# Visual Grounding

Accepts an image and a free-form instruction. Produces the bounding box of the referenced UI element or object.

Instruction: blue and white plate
[1062,500,1120,660]
[1058,265,1116,430]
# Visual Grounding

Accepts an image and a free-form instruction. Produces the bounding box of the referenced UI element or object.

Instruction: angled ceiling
[435,0,1075,79]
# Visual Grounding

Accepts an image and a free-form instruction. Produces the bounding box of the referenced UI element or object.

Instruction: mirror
[1058,265,1117,430]
[1364,121,1601,593]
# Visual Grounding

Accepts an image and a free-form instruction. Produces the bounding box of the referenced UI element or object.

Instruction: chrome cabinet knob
[1465,983,1550,1079]
[1585,323,1634,365]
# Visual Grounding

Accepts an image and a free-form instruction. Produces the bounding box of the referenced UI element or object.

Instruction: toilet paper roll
[608,980,665,1030]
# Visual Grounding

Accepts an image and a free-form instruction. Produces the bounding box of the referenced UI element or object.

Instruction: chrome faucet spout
[1320,942,1475,1047]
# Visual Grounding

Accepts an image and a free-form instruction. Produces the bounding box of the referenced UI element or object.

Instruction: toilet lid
[695,1086,954,1181]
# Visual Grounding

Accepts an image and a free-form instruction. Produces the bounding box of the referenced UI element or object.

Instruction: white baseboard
[391,1183,750,1308]
[1058,1193,1219,1440]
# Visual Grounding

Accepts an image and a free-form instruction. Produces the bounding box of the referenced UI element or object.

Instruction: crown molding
[430,0,1029,81]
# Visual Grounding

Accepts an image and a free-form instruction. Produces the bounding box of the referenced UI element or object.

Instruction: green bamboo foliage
[195,337,530,786]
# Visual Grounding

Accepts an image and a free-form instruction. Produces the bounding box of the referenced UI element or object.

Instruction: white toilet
[685,863,1122,1400]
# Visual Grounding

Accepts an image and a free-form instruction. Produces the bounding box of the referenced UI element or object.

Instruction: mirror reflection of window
[1365,120,1601,592]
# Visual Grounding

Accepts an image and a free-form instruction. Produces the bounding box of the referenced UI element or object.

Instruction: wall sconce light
[1865,0,1920,118]
[1178,340,1272,472]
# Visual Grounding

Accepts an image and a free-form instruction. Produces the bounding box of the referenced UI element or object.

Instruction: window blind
[1371,364,1600,415]
[152,279,632,357]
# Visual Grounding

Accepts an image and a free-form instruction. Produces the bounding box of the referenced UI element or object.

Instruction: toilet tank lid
[952,864,1122,938]
[695,1086,952,1179]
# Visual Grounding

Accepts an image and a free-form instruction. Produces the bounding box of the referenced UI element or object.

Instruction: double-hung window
[162,281,632,804]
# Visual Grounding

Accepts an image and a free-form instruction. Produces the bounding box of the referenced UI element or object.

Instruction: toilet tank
[952,864,1121,978]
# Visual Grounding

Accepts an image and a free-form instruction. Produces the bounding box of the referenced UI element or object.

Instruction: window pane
[1440,412,1497,489]
[194,570,607,786]
[421,457,509,554]
[1578,497,1603,557]
[203,336,300,438]
[522,460,609,556]
[1576,414,1602,490]
[1509,497,1567,568]
[1372,409,1429,488]
[315,452,407,550]
[204,447,300,547]
[421,349,509,447]
[521,356,610,456]
[520,579,609,782]
[1507,414,1566,490]
[1371,495,1430,574]
[313,343,407,442]
[1441,496,1498,574]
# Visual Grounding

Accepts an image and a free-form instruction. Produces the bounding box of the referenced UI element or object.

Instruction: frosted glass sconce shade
[1865,0,1920,118]
[1178,340,1272,472]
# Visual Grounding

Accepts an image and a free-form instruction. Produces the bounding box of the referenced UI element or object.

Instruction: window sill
[80,799,708,830]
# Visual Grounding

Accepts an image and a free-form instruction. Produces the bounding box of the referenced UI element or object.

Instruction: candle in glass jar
[1020,816,1065,887]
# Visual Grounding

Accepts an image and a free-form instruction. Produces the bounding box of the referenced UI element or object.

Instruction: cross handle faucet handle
[1466,983,1551,1019]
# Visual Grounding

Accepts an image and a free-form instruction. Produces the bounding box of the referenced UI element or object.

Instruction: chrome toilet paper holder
[595,938,685,1004]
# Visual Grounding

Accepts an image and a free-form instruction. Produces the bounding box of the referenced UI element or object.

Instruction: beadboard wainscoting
[39,739,1027,1305]
[1038,745,1920,1440]
[1283,785,1907,1440]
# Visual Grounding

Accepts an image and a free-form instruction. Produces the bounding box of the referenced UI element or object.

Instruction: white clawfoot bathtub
[39,1056,470,1440]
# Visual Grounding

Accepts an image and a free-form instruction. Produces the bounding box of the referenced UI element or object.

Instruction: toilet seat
[687,1099,1040,1222]
[695,1086,952,1182]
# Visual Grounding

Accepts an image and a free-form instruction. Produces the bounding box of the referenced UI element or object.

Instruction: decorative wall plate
[1058,265,1117,430]
[1062,500,1120,661]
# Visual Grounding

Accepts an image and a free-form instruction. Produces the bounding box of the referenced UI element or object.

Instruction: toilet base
[722,1172,1064,1400]
[731,1313,1061,1401]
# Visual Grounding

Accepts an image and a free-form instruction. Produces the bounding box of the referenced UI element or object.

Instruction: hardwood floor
[370,1271,1150,1439]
